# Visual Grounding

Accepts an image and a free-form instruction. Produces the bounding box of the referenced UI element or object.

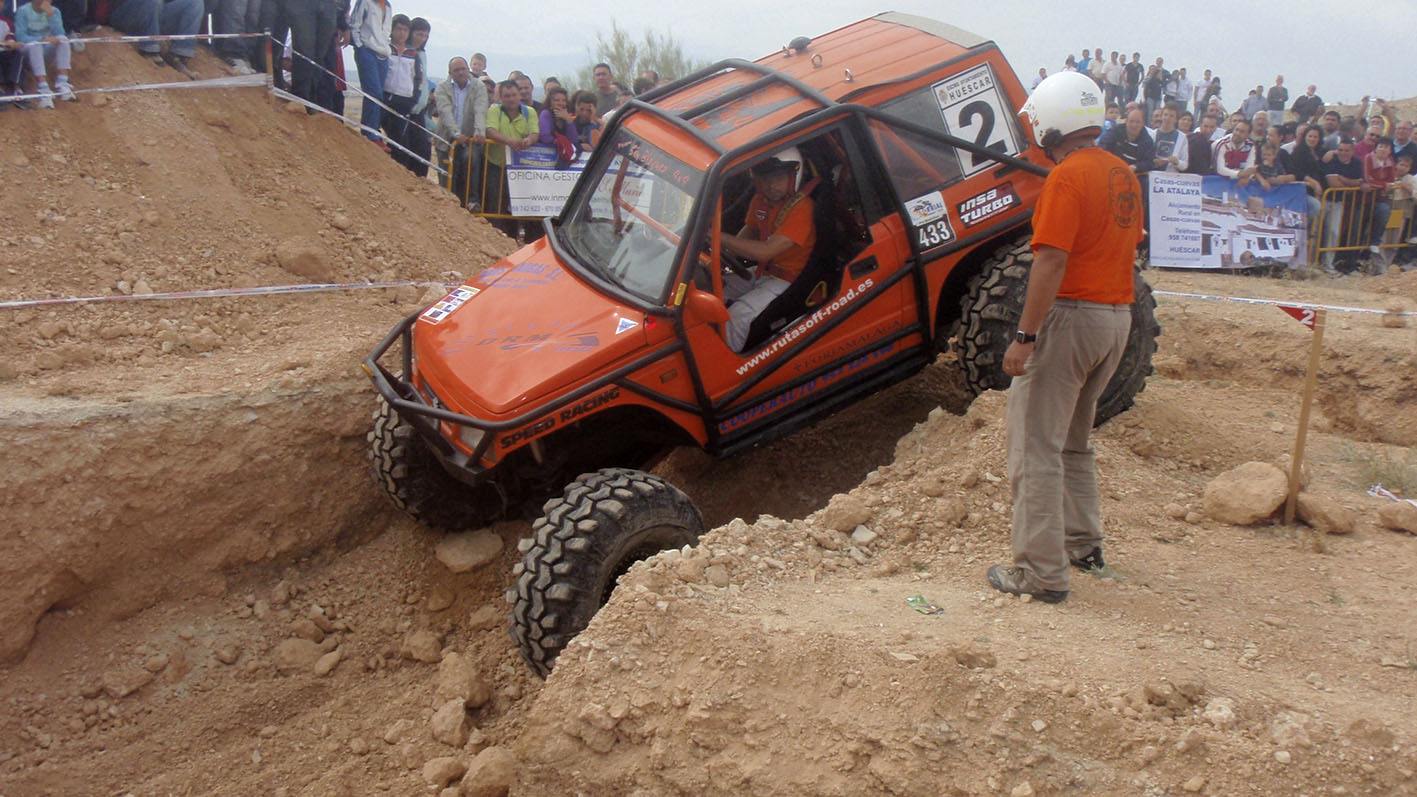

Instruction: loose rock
[460,745,517,797]
[274,639,323,673]
[1377,501,1417,534]
[1296,493,1355,535]
[313,649,341,677]
[434,530,504,573]
[436,652,492,709]
[401,630,444,663]
[820,493,872,532]
[274,237,333,282]
[422,756,467,787]
[101,666,155,699]
[1203,462,1288,525]
[431,699,471,748]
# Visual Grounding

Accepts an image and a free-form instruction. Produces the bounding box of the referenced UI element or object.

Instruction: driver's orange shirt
[744,193,816,282]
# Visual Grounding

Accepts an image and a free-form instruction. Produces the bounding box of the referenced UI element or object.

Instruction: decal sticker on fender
[719,343,896,433]
[905,191,947,226]
[615,317,638,335]
[735,277,876,376]
[499,387,622,449]
[420,286,480,325]
[957,182,1020,228]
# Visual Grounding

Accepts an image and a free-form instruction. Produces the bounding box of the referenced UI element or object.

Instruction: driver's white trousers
[723,273,789,352]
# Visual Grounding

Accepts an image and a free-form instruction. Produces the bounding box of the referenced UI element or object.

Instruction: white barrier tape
[272,34,450,150]
[0,72,267,103]
[268,87,448,177]
[0,280,453,310]
[60,32,266,43]
[1367,485,1417,508]
[1154,290,1417,318]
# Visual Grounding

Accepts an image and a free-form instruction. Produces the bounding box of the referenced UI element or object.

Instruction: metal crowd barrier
[1310,185,1415,266]
[445,143,546,226]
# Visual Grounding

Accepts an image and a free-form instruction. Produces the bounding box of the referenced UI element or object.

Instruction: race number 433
[917,218,955,249]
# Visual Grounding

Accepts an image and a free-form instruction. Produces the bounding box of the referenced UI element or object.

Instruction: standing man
[484,79,539,237]
[1122,52,1142,105]
[1173,68,1192,116]
[1290,83,1322,124]
[1103,51,1122,107]
[1266,76,1288,128]
[1151,104,1189,172]
[434,56,488,203]
[591,61,616,117]
[987,71,1142,603]
[1191,68,1212,112]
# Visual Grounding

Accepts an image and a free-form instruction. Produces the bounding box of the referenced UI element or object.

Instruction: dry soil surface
[2,44,1416,797]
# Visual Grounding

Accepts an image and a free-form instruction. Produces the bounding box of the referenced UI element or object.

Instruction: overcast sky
[364,1,1414,107]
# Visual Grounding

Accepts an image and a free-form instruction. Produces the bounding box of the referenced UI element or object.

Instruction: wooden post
[265,36,275,106]
[1284,309,1326,525]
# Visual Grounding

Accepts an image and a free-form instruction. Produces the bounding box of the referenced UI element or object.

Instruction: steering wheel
[720,248,755,281]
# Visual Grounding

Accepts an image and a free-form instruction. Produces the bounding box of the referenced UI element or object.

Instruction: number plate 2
[933,64,1023,178]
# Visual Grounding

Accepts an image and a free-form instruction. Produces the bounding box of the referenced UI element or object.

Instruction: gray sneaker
[986,565,1068,603]
[225,57,256,76]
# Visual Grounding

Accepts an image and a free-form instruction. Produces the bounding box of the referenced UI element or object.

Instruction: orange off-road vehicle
[364,13,1159,675]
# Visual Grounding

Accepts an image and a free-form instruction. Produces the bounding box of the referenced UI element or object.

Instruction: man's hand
[1003,341,1034,376]
[453,135,468,146]
[521,134,537,148]
[473,134,485,145]
[336,29,351,48]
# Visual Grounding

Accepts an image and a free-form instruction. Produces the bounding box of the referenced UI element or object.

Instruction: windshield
[559,129,704,302]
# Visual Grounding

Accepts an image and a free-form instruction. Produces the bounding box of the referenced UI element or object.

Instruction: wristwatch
[1015,330,1037,344]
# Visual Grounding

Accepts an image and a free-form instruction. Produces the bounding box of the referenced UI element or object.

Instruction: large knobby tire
[367,396,489,530]
[508,468,704,677]
[954,239,1160,426]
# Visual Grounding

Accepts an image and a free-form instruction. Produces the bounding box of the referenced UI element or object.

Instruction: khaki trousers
[1006,298,1131,590]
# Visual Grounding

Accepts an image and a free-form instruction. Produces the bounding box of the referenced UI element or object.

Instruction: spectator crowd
[1037,49,1417,272]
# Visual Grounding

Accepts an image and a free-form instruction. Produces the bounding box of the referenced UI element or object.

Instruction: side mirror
[683,286,731,325]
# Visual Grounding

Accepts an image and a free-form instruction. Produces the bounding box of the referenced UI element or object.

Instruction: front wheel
[368,396,493,530]
[508,468,703,677]
[953,239,1160,426]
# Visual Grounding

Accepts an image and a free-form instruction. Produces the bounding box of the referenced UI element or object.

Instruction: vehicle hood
[411,242,649,417]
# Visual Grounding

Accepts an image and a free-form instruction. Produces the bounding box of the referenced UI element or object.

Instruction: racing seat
[741,158,846,351]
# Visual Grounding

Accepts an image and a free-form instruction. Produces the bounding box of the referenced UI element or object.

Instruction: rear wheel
[368,397,492,530]
[953,239,1160,426]
[508,468,704,677]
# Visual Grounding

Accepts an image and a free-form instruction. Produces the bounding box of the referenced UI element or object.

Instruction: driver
[719,150,816,351]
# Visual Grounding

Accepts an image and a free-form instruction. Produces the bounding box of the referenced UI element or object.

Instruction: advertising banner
[1150,172,1309,269]
[506,145,588,217]
[1146,172,1204,267]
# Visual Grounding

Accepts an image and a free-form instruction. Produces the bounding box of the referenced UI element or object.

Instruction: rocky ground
[1,41,1416,797]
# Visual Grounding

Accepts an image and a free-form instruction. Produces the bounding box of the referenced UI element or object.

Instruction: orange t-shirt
[1029,146,1142,304]
[745,192,816,282]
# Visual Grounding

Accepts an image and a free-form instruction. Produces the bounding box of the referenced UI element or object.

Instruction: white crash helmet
[1018,71,1105,149]
[751,145,804,189]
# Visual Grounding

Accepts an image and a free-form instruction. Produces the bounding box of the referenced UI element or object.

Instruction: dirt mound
[0,41,515,662]
[518,387,1417,795]
[0,38,513,388]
